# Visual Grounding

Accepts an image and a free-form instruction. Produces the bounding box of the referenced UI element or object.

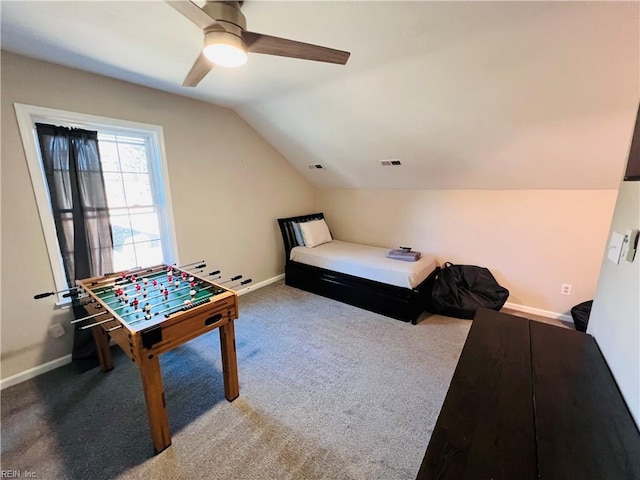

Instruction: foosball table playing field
[39,262,251,454]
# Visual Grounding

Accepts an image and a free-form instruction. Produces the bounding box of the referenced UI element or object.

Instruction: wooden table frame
[76,265,240,454]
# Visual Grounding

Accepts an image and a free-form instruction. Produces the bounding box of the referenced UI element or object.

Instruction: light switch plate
[607,231,624,264]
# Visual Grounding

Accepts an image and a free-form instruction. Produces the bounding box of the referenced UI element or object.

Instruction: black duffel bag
[428,262,509,319]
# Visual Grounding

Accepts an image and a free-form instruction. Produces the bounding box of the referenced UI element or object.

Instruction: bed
[277,213,439,324]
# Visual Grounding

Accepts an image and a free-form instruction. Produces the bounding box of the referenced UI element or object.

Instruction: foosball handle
[34,292,54,299]
[34,287,79,299]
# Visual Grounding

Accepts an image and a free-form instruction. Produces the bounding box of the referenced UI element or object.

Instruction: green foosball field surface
[90,267,226,329]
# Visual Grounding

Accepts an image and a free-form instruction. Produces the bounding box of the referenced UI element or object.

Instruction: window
[99,132,170,271]
[15,103,177,299]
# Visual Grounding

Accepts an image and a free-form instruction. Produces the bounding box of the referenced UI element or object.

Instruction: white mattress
[290,240,437,289]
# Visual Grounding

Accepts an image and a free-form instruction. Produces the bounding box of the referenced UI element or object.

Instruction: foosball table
[68,263,243,454]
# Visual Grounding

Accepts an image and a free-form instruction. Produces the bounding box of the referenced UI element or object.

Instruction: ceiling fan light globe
[203,30,248,68]
[204,44,247,67]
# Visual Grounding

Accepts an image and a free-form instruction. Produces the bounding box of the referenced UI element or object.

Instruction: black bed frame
[277,213,437,324]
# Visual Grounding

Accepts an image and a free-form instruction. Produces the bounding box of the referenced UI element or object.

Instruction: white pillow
[300,219,332,248]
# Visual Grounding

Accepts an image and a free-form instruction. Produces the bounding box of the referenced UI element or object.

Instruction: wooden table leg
[92,325,113,372]
[139,354,172,454]
[219,319,239,401]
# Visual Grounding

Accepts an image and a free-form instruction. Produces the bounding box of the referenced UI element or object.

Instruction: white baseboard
[504,302,574,324]
[1,354,72,391]
[0,274,286,390]
[236,273,284,296]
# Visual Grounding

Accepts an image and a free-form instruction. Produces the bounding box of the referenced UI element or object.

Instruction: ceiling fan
[166,1,351,87]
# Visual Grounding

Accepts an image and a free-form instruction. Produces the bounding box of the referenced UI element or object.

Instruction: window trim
[14,103,179,302]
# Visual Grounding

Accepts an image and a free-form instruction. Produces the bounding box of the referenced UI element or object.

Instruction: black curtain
[36,123,113,372]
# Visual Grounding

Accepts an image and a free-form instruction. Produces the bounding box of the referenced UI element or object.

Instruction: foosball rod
[80,317,116,330]
[102,265,142,276]
[118,282,220,319]
[112,268,167,286]
[127,278,240,325]
[70,311,109,324]
[126,277,233,324]
[91,267,162,288]
[228,278,253,289]
[38,262,211,298]
[180,263,206,270]
[218,275,242,284]
[102,277,215,307]
[109,264,206,289]
[127,292,212,325]
[174,260,205,268]
[101,262,195,288]
[33,287,81,300]
[100,266,213,299]
[35,264,210,300]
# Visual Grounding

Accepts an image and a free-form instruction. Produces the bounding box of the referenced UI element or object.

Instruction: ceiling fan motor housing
[202,1,246,36]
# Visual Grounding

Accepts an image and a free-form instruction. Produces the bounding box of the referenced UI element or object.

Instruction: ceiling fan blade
[182,53,214,87]
[166,1,218,30]
[243,31,350,65]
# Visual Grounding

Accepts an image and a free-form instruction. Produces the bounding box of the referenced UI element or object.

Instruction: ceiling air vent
[308,164,326,170]
[380,159,402,166]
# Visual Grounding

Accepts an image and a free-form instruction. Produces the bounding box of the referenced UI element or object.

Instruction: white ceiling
[2,1,638,189]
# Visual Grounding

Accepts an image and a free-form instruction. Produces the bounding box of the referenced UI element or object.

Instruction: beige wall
[319,189,617,314]
[588,180,640,426]
[0,50,625,385]
[0,51,317,379]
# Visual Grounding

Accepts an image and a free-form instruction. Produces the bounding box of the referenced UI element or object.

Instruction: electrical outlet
[48,323,66,338]
[561,284,572,296]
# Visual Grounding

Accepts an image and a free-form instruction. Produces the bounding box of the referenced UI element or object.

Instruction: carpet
[1,281,472,480]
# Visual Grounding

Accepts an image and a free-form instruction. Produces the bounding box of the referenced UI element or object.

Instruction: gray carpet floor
[1,281,476,479]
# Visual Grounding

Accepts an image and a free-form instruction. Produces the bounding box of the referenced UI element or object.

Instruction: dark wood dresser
[416,308,640,480]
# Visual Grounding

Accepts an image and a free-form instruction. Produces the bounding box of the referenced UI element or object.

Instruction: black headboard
[277,212,325,263]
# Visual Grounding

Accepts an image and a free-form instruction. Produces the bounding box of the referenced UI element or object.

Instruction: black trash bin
[571,300,593,332]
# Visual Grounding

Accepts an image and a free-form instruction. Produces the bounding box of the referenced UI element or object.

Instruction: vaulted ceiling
[2,1,638,189]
